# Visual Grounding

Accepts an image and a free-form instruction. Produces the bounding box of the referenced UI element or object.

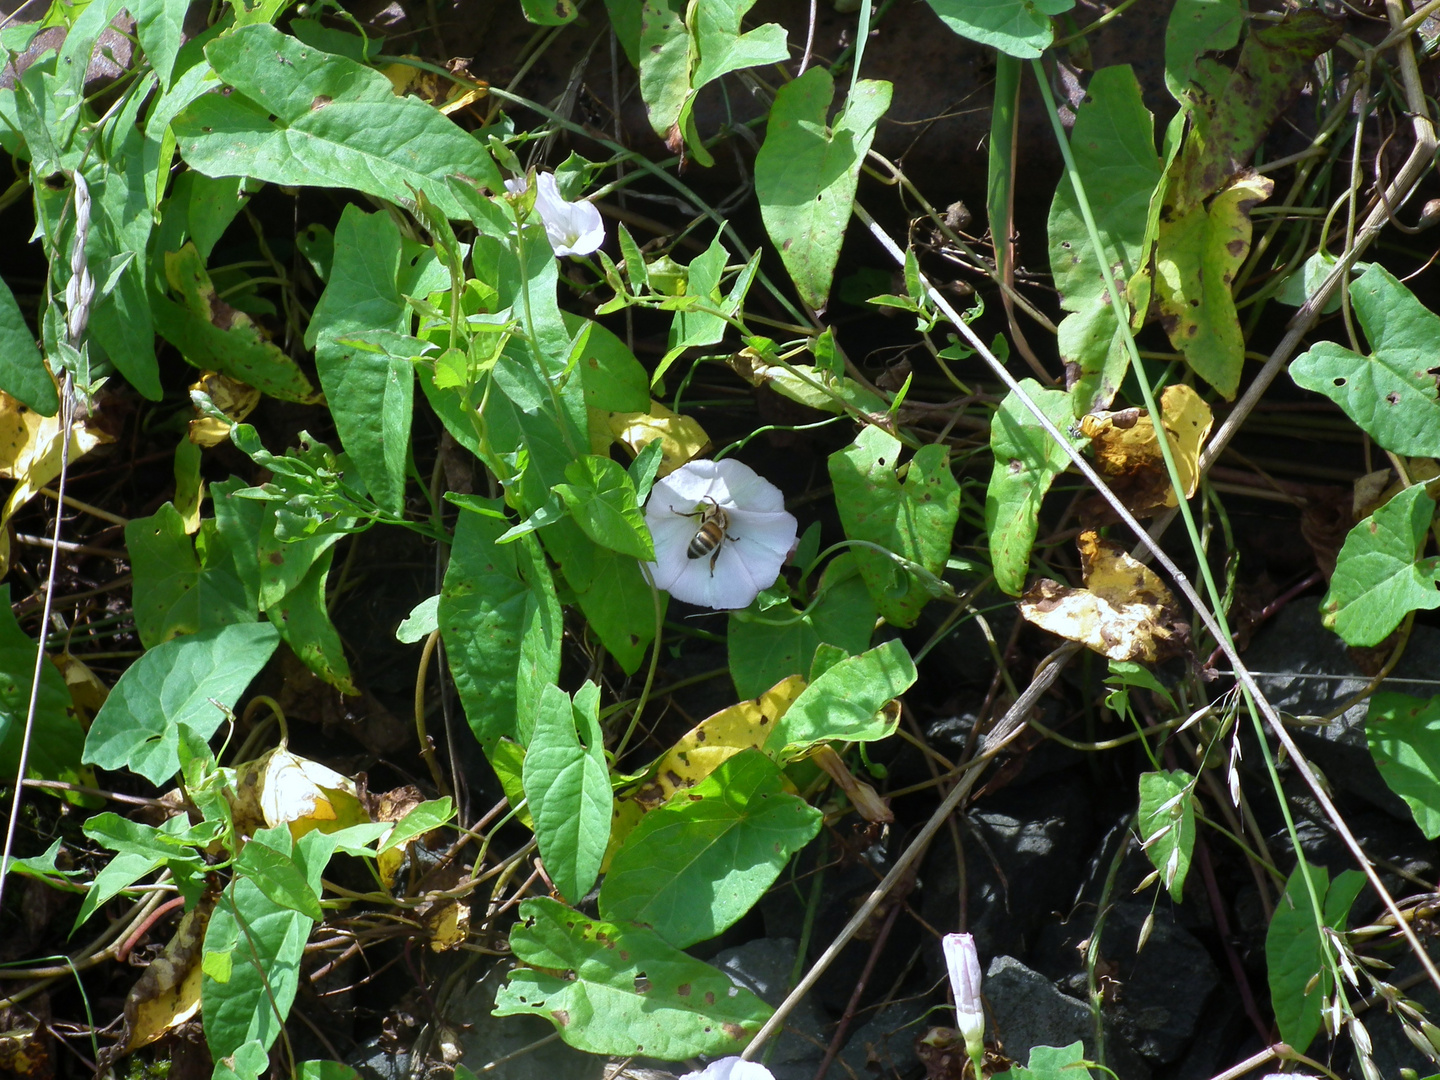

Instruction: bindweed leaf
[986,380,1084,596]
[1137,770,1195,902]
[599,749,822,947]
[1322,484,1440,646]
[1291,264,1440,458]
[756,68,891,311]
[828,426,960,627]
[768,639,914,751]
[1265,862,1365,1053]
[1367,692,1440,839]
[495,896,772,1058]
[522,683,611,903]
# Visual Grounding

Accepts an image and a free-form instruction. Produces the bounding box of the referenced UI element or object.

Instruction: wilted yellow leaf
[122,897,213,1052]
[1080,384,1213,515]
[1020,531,1187,662]
[52,651,108,722]
[424,896,470,951]
[809,744,892,823]
[608,399,711,477]
[383,57,487,115]
[0,391,110,522]
[188,371,259,448]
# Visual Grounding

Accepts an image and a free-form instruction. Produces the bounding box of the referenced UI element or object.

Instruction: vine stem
[849,196,1440,1001]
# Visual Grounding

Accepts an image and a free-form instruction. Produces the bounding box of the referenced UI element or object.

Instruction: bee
[674,497,739,576]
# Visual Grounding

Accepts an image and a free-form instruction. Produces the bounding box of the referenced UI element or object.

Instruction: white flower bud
[942,932,985,1074]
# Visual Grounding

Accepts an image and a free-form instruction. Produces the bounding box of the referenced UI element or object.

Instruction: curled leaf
[1081,383,1213,515]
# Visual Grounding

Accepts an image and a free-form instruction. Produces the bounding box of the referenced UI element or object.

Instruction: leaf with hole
[1291,264,1440,458]
[1322,484,1440,647]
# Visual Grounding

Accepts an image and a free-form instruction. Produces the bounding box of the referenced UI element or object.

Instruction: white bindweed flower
[506,171,605,256]
[943,932,985,1076]
[644,458,797,611]
[678,1058,775,1080]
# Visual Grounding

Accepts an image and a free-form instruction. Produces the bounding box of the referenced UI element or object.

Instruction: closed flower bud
[942,932,985,1076]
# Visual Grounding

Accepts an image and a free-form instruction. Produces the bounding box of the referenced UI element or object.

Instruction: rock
[449,965,608,1080]
[711,938,826,1069]
[1096,904,1218,1063]
[921,771,1095,960]
[985,956,1150,1080]
[1241,602,1432,822]
[838,1000,928,1078]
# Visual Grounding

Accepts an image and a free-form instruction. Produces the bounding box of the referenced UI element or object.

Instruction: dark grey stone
[985,955,1150,1080]
[838,1000,928,1078]
[450,965,608,1080]
[711,938,827,1069]
[921,772,1094,960]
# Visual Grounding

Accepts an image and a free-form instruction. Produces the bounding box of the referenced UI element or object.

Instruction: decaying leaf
[1081,384,1214,515]
[51,652,109,722]
[188,371,260,447]
[1353,458,1440,521]
[231,744,370,841]
[1020,531,1188,662]
[809,744,892,823]
[374,784,425,888]
[0,1022,49,1078]
[121,895,215,1053]
[607,399,711,478]
[0,388,113,574]
[1154,172,1272,399]
[382,56,488,115]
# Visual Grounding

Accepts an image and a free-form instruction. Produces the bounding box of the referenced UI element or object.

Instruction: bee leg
[709,546,722,577]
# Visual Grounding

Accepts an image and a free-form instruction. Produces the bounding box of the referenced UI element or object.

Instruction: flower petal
[713,458,786,512]
[679,1057,775,1080]
[533,172,606,257]
[726,508,798,560]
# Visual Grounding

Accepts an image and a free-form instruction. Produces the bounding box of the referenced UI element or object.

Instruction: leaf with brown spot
[495,897,771,1058]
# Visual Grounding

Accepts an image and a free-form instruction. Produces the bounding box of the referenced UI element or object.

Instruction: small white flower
[679,1057,775,1080]
[943,932,985,1074]
[507,171,605,257]
[644,458,797,611]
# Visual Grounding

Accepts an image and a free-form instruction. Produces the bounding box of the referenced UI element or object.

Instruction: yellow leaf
[123,898,213,1052]
[188,371,259,448]
[52,651,108,722]
[424,896,470,951]
[0,389,111,524]
[608,400,711,477]
[382,57,487,115]
[233,746,371,841]
[1080,384,1213,515]
[1020,531,1187,662]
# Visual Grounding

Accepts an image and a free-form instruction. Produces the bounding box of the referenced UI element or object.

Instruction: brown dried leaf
[1020,531,1188,662]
